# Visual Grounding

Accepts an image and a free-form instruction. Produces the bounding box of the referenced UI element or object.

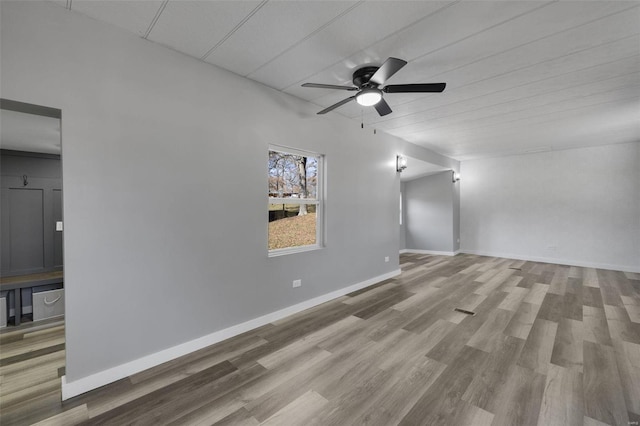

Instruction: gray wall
[461,142,640,271]
[453,173,460,251]
[1,1,455,385]
[404,171,458,253]
[399,182,406,250]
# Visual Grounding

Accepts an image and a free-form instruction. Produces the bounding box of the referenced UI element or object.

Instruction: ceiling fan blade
[383,83,446,93]
[317,96,356,114]
[302,83,357,91]
[374,98,392,116]
[369,57,408,86]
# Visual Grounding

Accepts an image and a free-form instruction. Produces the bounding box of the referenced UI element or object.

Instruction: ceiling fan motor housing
[352,66,380,88]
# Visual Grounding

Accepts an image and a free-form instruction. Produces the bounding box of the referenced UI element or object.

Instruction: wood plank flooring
[1,253,639,425]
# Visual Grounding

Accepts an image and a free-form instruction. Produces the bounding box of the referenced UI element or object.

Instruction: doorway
[0,98,64,327]
[0,98,68,423]
[399,156,456,254]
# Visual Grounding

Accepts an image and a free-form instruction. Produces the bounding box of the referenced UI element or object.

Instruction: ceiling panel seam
[404,92,640,135]
[444,33,640,99]
[446,126,639,152]
[201,0,269,61]
[143,0,169,40]
[393,83,640,135]
[379,69,640,130]
[401,93,640,137]
[396,1,555,75]
[362,33,640,124]
[245,0,366,78]
[453,140,637,161]
[369,54,640,126]
[424,3,640,82]
[278,0,462,92]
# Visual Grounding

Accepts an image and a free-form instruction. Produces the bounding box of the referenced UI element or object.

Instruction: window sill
[268,245,323,258]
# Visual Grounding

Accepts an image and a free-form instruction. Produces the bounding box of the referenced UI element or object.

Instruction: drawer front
[33,289,64,321]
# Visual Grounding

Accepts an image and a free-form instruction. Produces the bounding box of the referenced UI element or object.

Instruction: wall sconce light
[452,171,460,182]
[396,155,407,172]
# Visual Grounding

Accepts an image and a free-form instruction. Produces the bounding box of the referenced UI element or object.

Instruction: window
[268,146,323,256]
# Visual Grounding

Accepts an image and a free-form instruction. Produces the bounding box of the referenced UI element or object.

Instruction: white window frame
[268,145,324,257]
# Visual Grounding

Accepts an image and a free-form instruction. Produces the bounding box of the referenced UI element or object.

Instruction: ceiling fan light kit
[302,57,446,117]
[355,88,382,106]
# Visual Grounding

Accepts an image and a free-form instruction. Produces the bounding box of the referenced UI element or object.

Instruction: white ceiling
[50,0,639,160]
[0,110,61,154]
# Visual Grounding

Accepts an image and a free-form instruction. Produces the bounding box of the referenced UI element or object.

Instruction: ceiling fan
[302,57,446,116]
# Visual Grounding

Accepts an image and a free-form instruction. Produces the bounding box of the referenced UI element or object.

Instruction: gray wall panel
[1,152,62,275]
[8,188,45,271]
[399,183,406,250]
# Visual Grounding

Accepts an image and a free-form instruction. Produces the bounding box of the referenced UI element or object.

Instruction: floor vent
[508,267,522,270]
[454,308,476,316]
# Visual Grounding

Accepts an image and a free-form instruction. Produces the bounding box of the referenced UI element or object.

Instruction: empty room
[0,1,639,425]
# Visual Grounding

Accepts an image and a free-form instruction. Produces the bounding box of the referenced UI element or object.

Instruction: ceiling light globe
[356,88,382,106]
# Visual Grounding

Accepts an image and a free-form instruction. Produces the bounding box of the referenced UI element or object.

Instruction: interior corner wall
[0,1,454,393]
[460,142,640,272]
[404,171,457,253]
[453,173,461,252]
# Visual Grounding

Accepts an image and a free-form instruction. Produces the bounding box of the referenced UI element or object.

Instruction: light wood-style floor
[1,253,639,425]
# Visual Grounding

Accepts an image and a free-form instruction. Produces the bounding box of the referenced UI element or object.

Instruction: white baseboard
[459,250,640,273]
[61,268,401,401]
[400,249,460,256]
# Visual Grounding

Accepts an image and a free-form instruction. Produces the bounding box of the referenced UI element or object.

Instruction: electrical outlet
[292,279,301,288]
[384,256,389,263]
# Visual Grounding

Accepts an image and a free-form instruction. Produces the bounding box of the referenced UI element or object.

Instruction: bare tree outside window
[268,148,322,253]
